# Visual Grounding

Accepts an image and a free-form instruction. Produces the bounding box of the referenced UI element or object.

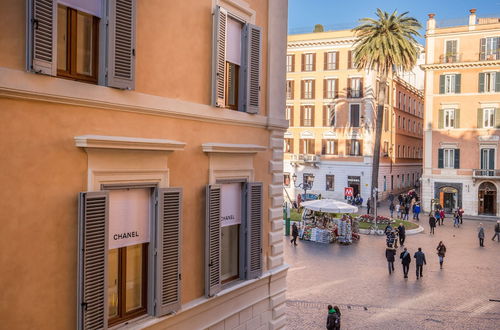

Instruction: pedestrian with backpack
[326,304,340,330]
[436,241,446,269]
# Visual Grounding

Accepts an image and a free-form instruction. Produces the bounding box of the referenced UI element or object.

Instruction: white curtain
[227,18,242,65]
[59,0,103,17]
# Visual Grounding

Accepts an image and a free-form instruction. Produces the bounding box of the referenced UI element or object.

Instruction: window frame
[325,78,337,99]
[286,54,294,72]
[325,175,335,191]
[443,109,455,129]
[303,53,314,71]
[484,72,496,93]
[443,149,455,168]
[349,103,361,128]
[483,108,495,128]
[350,78,362,98]
[444,74,456,94]
[325,51,337,70]
[303,79,313,99]
[302,106,314,127]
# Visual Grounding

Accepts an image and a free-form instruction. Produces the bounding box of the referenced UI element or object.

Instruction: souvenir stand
[299,199,359,244]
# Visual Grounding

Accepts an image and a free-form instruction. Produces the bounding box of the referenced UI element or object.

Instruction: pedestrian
[398,223,406,246]
[395,203,401,218]
[414,247,427,279]
[367,197,372,215]
[384,223,393,235]
[388,193,394,203]
[429,214,436,235]
[436,241,446,269]
[404,204,410,221]
[400,247,411,279]
[439,209,445,225]
[458,207,464,224]
[398,194,403,205]
[414,203,420,221]
[386,246,396,274]
[478,223,485,247]
[453,211,460,228]
[386,231,396,248]
[326,304,340,330]
[333,306,341,330]
[389,202,395,218]
[492,220,500,242]
[434,209,441,226]
[291,222,299,246]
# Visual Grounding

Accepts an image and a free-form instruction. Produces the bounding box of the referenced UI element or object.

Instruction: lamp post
[292,173,315,198]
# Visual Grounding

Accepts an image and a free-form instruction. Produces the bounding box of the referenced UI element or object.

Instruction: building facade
[422,10,500,215]
[0,0,289,329]
[283,29,423,204]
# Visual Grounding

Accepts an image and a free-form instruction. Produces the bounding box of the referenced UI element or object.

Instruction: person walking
[478,223,485,247]
[439,209,445,225]
[386,246,396,274]
[398,223,406,246]
[429,214,436,235]
[458,207,464,224]
[291,222,299,246]
[333,306,341,330]
[404,204,410,221]
[400,247,411,279]
[434,209,441,226]
[414,247,427,279]
[436,241,446,269]
[389,202,395,218]
[367,197,372,215]
[326,304,340,330]
[414,203,421,221]
[453,211,460,228]
[492,220,500,242]
[395,203,401,219]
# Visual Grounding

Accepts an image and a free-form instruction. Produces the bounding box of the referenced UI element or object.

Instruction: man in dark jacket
[326,304,339,330]
[414,247,427,279]
[385,247,396,274]
[290,222,299,246]
[397,224,406,246]
[400,247,411,278]
[492,220,500,242]
[429,214,436,235]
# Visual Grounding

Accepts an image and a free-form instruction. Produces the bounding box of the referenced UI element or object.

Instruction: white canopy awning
[301,199,358,213]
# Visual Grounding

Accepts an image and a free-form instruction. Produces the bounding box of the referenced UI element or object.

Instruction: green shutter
[489,149,495,169]
[454,149,460,169]
[496,108,500,128]
[478,108,483,128]
[438,109,444,129]
[496,72,500,92]
[479,72,485,93]
[438,149,444,168]
[454,109,460,128]
[455,74,461,93]
[439,75,445,94]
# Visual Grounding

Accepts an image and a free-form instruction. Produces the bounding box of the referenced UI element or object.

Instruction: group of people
[387,192,421,221]
[387,243,446,279]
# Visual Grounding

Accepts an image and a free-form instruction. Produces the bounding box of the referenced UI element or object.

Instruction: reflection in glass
[57,6,67,71]
[221,225,239,282]
[108,249,119,318]
[76,12,93,75]
[125,244,143,312]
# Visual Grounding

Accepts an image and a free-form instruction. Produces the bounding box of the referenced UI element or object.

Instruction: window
[57,5,99,83]
[286,54,294,72]
[348,78,362,98]
[391,175,394,190]
[397,175,400,188]
[286,80,294,99]
[443,149,455,168]
[383,176,387,191]
[284,138,294,153]
[350,104,360,127]
[326,175,335,191]
[286,106,294,126]
[444,109,455,128]
[403,146,406,158]
[440,74,460,94]
[322,139,337,155]
[484,108,495,128]
[483,72,497,93]
[403,94,406,110]
[325,52,338,70]
[480,37,500,60]
[324,79,337,99]
[284,173,291,187]
[383,141,389,156]
[384,108,389,131]
[444,40,458,62]
[481,148,495,170]
[299,139,315,154]
[303,173,314,185]
[402,174,405,186]
[302,80,314,99]
[347,50,355,69]
[323,106,336,127]
[348,139,362,156]
[302,53,315,71]
[301,106,314,126]
[398,92,402,109]
[397,145,400,157]
[402,118,405,130]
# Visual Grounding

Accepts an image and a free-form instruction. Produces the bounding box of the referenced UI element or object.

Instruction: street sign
[344,187,353,197]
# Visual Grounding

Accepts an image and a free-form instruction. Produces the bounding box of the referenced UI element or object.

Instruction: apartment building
[0,1,289,329]
[283,29,423,204]
[421,10,500,215]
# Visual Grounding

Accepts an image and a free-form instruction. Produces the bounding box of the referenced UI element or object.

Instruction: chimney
[427,13,436,30]
[469,9,477,26]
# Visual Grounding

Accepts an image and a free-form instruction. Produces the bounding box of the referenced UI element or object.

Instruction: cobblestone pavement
[284,206,500,329]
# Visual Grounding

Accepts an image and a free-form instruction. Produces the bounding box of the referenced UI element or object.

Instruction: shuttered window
[350,104,360,127]
[285,106,294,126]
[286,54,295,72]
[286,80,294,99]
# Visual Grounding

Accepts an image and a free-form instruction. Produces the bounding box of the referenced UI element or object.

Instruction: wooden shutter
[299,139,304,153]
[300,106,304,126]
[478,108,483,128]
[241,24,262,114]
[300,80,304,99]
[334,140,338,155]
[489,149,495,169]
[438,109,444,128]
[347,51,352,69]
[212,6,227,106]
[291,54,295,72]
[496,72,500,92]
[438,149,444,168]
[347,78,351,98]
[439,75,445,94]
[77,192,108,330]
[496,108,500,128]
[246,182,263,279]
[334,79,338,98]
[323,105,327,126]
[455,109,460,128]
[311,80,316,99]
[346,140,351,155]
[289,107,294,126]
[359,78,364,97]
[301,54,305,71]
[205,185,221,297]
[29,0,57,75]
[324,52,328,70]
[290,80,295,99]
[107,0,136,89]
[455,74,461,93]
[311,105,315,126]
[359,140,363,155]
[156,188,182,316]
[323,79,327,98]
[454,149,460,169]
[335,52,339,70]
[321,140,326,154]
[479,72,485,92]
[312,53,316,71]
[480,38,486,60]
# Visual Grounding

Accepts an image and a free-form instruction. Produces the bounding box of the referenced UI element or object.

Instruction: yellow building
[284,29,423,203]
[422,9,500,215]
[0,0,288,329]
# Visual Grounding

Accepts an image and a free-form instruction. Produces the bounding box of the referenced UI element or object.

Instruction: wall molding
[75,135,186,151]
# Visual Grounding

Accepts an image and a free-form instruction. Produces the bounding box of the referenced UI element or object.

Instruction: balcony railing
[473,169,500,178]
[302,119,313,127]
[290,154,321,164]
[439,53,461,63]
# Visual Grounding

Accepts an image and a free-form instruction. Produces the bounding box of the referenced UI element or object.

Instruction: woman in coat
[436,241,446,269]
[478,223,485,247]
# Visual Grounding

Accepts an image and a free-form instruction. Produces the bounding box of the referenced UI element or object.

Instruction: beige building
[283,29,423,203]
[421,10,500,215]
[0,0,289,329]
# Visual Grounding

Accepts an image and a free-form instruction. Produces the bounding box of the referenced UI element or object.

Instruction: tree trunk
[371,75,387,212]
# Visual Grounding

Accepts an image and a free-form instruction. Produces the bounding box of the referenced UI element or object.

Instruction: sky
[288,0,500,43]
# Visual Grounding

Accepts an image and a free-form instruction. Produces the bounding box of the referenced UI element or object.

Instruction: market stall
[299,199,359,244]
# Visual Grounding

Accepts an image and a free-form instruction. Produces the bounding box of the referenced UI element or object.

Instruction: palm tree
[352,9,421,213]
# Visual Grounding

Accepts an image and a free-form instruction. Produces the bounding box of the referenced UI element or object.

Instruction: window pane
[108,249,119,318]
[76,12,94,76]
[226,63,239,108]
[221,225,239,282]
[57,6,68,71]
[125,244,144,312]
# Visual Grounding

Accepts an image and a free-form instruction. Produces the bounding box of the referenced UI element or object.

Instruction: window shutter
[455,74,461,93]
[77,191,108,330]
[300,106,304,126]
[334,79,338,98]
[311,80,316,99]
[301,54,305,71]
[321,140,326,154]
[347,51,352,69]
[291,54,295,72]
[438,109,444,128]
[290,107,294,126]
[359,140,363,155]
[323,105,327,126]
[335,52,339,70]
[478,72,485,92]
[347,78,351,98]
[205,185,221,297]
[299,139,304,153]
[245,182,262,279]
[241,23,261,114]
[438,149,444,168]
[346,140,351,155]
[496,72,500,92]
[455,109,460,128]
[359,78,364,97]
[107,0,136,90]
[324,52,328,70]
[290,80,294,99]
[29,0,57,75]
[212,6,227,107]
[489,149,495,169]
[155,188,182,316]
[312,53,316,71]
[477,108,483,128]
[323,79,327,98]
[311,105,315,126]
[454,149,460,169]
[480,38,486,60]
[439,75,445,94]
[334,140,338,155]
[496,108,500,128]
[300,81,304,99]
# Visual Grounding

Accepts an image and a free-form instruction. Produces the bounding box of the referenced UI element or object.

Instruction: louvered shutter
[324,52,328,70]
[480,38,486,60]
[301,54,305,71]
[29,0,57,75]
[359,140,363,155]
[290,107,294,126]
[241,23,261,114]
[439,75,445,94]
[347,78,351,98]
[478,108,483,128]
[290,80,295,99]
[346,140,351,155]
[300,81,304,99]
[348,51,352,69]
[495,108,500,128]
[291,54,295,72]
[454,149,460,169]
[438,109,444,128]
[334,140,338,155]
[496,72,500,92]
[106,0,136,89]
[489,149,495,169]
[323,106,327,126]
[455,74,461,93]
[155,188,182,316]
[245,182,262,279]
[438,149,444,168]
[205,185,221,297]
[311,80,316,99]
[323,79,327,98]
[321,140,326,154]
[312,53,316,71]
[300,106,304,126]
[479,73,485,92]
[299,139,304,153]
[334,79,338,98]
[359,78,364,97]
[335,52,339,70]
[455,109,460,128]
[311,105,315,126]
[212,6,227,107]
[77,191,108,330]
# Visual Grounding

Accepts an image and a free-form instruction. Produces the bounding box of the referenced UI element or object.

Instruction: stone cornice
[288,38,357,49]
[74,135,186,151]
[202,143,267,154]
[420,60,500,71]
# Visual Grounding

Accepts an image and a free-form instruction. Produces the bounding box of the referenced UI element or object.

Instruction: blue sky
[288,0,500,43]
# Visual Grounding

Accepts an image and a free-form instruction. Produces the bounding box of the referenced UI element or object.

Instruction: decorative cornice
[288,38,357,49]
[420,60,500,71]
[74,135,186,151]
[202,143,266,154]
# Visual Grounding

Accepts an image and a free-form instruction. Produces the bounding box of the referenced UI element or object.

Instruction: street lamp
[292,173,315,198]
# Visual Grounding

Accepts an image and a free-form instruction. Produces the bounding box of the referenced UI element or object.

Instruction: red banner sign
[344,187,353,197]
